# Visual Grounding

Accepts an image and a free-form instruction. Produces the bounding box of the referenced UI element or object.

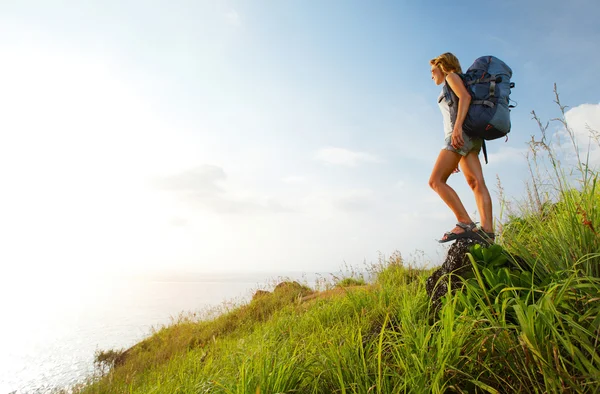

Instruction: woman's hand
[451,125,464,149]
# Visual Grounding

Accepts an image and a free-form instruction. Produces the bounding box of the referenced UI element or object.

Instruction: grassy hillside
[74,93,600,393]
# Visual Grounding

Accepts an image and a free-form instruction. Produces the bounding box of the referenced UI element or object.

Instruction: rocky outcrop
[425,238,484,313]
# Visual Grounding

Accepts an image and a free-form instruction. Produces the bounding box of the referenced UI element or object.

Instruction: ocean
[0,271,323,394]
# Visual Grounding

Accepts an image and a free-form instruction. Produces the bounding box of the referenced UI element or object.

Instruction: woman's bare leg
[459,152,494,233]
[429,149,473,235]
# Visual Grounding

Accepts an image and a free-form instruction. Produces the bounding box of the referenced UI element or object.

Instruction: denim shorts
[442,132,482,156]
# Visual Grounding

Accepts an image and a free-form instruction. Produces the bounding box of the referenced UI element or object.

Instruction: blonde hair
[430,52,462,74]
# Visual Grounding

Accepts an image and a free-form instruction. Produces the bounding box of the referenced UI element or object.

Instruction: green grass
[72,91,600,393]
[76,248,600,393]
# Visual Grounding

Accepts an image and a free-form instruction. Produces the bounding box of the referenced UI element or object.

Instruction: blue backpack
[442,56,515,163]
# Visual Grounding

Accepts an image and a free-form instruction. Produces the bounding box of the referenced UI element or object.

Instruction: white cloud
[563,102,600,167]
[155,165,290,214]
[314,147,382,167]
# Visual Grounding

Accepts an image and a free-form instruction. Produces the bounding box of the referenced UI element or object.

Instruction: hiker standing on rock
[428,52,495,243]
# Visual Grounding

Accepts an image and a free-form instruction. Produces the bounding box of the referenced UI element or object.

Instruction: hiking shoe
[438,222,477,243]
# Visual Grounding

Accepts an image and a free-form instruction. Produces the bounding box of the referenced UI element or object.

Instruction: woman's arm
[446,72,471,148]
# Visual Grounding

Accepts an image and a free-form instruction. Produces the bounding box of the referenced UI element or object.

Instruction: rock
[251,290,270,300]
[426,238,484,313]
[114,347,133,367]
[273,281,313,298]
[274,281,301,291]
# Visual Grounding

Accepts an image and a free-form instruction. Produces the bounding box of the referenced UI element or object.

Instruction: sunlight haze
[1,0,599,280]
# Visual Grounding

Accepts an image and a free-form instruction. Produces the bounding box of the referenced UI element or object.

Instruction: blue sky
[1,0,599,278]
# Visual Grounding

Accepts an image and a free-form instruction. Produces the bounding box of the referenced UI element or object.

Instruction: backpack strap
[441,81,454,105]
[482,140,488,164]
[465,76,496,86]
[472,100,495,107]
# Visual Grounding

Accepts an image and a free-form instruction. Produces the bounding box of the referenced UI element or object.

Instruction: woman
[428,52,494,243]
